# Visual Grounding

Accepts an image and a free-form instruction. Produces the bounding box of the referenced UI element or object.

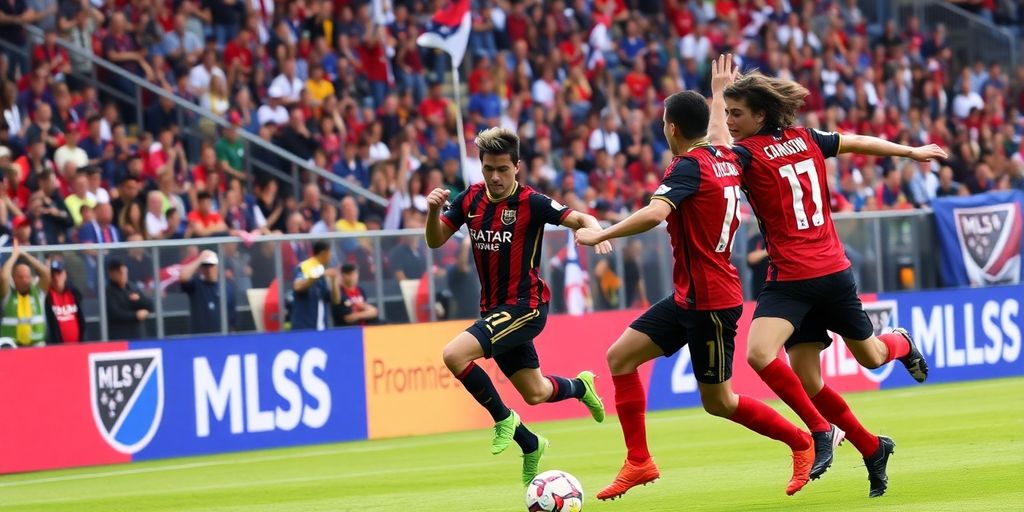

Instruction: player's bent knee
[522,391,549,405]
[701,397,733,418]
[441,342,469,375]
[606,344,633,375]
[746,345,774,371]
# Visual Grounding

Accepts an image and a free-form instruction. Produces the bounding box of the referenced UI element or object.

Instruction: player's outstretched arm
[576,200,671,247]
[708,54,737,147]
[839,134,948,162]
[562,211,613,254]
[425,187,456,249]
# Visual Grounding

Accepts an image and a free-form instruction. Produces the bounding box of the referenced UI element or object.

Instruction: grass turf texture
[1,377,1021,512]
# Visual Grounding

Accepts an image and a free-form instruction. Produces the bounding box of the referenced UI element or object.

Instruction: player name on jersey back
[713,161,740,178]
[761,137,810,160]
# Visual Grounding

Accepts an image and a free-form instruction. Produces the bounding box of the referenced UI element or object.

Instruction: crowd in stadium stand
[0,0,1020,254]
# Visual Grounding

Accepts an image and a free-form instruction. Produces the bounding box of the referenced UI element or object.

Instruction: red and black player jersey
[733,127,850,282]
[651,144,744,310]
[440,182,572,313]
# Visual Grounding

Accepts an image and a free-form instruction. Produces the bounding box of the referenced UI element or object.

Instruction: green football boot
[577,371,605,423]
[521,434,549,486]
[491,409,521,455]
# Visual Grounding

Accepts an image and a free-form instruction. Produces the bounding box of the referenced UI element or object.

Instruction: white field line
[0,414,701,489]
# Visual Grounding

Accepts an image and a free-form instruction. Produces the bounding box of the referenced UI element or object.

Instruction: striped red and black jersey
[440,182,572,313]
[733,126,850,282]
[652,145,744,311]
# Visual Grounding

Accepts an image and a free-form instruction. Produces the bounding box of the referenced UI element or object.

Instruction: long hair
[724,72,809,129]
[474,127,520,165]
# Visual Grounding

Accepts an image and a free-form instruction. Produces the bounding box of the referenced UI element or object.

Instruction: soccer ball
[525,470,584,512]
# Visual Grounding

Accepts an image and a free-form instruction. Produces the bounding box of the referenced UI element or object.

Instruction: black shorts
[629,296,741,384]
[752,268,875,350]
[467,304,548,378]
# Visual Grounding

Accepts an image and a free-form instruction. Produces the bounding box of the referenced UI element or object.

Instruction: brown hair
[724,72,809,129]
[474,127,520,165]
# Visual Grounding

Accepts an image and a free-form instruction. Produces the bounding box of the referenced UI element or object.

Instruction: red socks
[879,333,910,363]
[729,395,810,451]
[756,358,831,433]
[612,372,651,464]
[811,385,880,457]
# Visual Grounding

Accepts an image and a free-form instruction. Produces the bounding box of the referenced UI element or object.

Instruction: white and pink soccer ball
[525,470,584,512]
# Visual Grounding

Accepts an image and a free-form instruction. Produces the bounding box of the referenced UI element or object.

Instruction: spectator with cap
[332,263,378,327]
[105,257,153,340]
[292,240,334,331]
[11,215,35,246]
[179,249,237,335]
[44,259,83,344]
[0,241,50,347]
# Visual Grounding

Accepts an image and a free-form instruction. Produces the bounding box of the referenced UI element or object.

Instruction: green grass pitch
[1,377,1022,511]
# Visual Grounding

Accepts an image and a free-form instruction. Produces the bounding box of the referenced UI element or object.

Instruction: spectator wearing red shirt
[33,30,71,81]
[623,59,652,105]
[144,128,185,184]
[626,144,659,184]
[419,82,449,127]
[190,145,222,195]
[357,27,390,109]
[505,1,529,45]
[185,191,228,238]
[665,0,695,37]
[223,26,253,77]
[45,260,84,344]
[467,54,491,95]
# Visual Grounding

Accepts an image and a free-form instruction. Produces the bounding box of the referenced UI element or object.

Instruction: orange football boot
[596,458,661,501]
[787,433,815,496]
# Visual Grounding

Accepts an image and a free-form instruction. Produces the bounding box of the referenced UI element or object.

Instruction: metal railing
[11,25,387,207]
[0,209,941,343]
[862,0,1018,71]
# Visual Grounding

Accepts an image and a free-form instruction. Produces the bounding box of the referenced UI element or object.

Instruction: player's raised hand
[907,144,948,162]
[594,240,614,255]
[711,54,738,95]
[426,187,450,212]
[574,228,603,247]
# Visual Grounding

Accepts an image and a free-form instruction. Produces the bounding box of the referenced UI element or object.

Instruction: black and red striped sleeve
[528,192,572,225]
[440,189,468,230]
[651,157,701,209]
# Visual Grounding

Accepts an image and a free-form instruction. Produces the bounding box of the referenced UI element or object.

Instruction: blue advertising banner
[877,284,1023,388]
[130,330,367,460]
[933,190,1024,287]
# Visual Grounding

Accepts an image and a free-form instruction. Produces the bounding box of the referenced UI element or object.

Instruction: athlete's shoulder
[467,182,488,195]
[664,155,700,177]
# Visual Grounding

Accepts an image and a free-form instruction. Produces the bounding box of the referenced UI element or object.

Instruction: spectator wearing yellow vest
[0,241,51,347]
